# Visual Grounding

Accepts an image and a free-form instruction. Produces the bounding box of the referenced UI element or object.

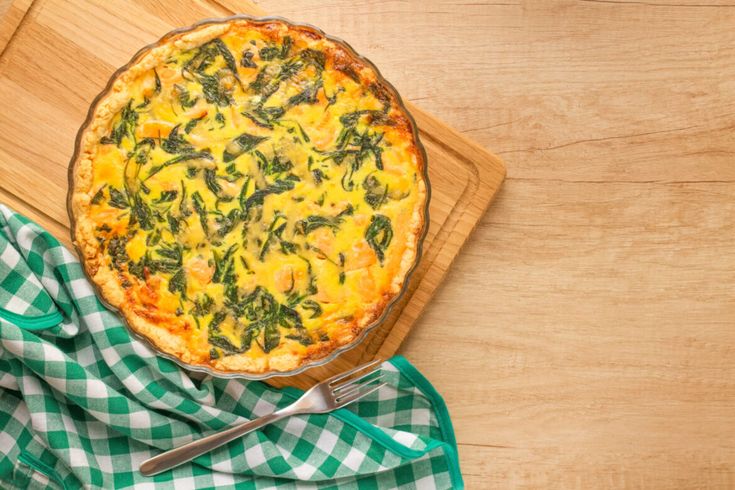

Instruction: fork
[139,359,386,476]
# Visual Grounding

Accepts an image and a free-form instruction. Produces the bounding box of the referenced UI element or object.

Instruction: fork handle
[139,408,294,476]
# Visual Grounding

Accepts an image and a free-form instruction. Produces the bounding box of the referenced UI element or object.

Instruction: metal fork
[139,359,386,476]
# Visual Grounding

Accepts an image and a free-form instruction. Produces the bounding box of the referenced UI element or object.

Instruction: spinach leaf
[192,294,214,317]
[241,106,285,129]
[259,46,280,61]
[287,78,323,107]
[281,37,293,58]
[146,258,179,274]
[230,286,307,353]
[295,215,339,235]
[155,242,182,264]
[207,311,249,355]
[191,190,209,235]
[249,59,303,101]
[100,100,138,146]
[153,190,178,204]
[212,38,241,84]
[263,323,280,353]
[214,208,242,237]
[300,299,322,319]
[254,150,292,176]
[184,115,205,134]
[108,187,129,209]
[208,310,227,330]
[242,174,299,211]
[138,242,182,276]
[311,169,327,185]
[305,266,317,295]
[280,241,298,255]
[258,214,287,261]
[130,194,154,230]
[132,138,155,165]
[153,68,161,94]
[339,110,387,128]
[299,48,326,70]
[365,214,393,264]
[161,124,194,154]
[295,205,352,235]
[168,268,186,296]
[167,214,180,234]
[146,151,213,181]
[174,85,198,109]
[183,39,240,87]
[240,50,256,68]
[106,235,129,270]
[318,112,386,190]
[285,328,313,347]
[362,174,388,209]
[238,176,252,212]
[127,253,147,279]
[223,133,268,163]
[208,334,247,354]
[91,186,106,205]
[200,73,234,107]
[204,168,221,195]
[215,111,226,127]
[212,244,238,285]
[239,327,258,353]
[179,181,191,217]
[146,229,161,247]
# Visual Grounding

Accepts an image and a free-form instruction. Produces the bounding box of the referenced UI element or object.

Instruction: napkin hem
[275,356,463,488]
[0,308,63,331]
[390,355,464,489]
[17,451,66,490]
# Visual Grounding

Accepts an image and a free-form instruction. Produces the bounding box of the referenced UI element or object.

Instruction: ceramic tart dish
[68,16,429,378]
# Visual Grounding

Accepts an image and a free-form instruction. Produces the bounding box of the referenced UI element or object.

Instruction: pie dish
[68,16,429,377]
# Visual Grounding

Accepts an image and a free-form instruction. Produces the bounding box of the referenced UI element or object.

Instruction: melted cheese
[85,23,424,368]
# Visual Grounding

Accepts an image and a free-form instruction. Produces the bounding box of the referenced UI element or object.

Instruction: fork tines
[326,359,386,406]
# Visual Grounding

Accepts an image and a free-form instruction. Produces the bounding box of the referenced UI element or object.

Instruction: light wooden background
[2,0,734,487]
[251,0,735,488]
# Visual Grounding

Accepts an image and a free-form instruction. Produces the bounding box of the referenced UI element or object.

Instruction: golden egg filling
[69,18,427,374]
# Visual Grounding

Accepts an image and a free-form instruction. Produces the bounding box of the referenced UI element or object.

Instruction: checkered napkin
[0,204,462,489]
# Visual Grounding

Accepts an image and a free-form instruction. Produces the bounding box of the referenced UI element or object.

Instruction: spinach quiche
[69,17,428,375]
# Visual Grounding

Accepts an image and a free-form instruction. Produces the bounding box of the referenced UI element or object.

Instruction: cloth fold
[0,204,462,489]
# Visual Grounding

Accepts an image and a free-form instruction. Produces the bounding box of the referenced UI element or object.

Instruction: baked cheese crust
[69,18,427,375]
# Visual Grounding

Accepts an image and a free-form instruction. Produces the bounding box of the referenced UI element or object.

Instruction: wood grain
[256,0,735,487]
[2,0,735,487]
[0,0,30,53]
[0,0,506,395]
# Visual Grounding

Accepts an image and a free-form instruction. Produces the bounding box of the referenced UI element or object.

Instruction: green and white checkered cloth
[0,204,462,489]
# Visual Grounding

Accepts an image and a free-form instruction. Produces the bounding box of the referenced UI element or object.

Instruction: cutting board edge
[0,0,508,390]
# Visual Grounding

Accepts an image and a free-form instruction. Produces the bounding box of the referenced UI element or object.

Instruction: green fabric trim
[391,355,464,489]
[0,202,459,488]
[276,356,464,488]
[17,451,67,490]
[0,307,63,330]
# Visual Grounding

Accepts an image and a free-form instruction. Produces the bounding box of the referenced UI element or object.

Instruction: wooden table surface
[2,0,734,487]
[250,1,735,488]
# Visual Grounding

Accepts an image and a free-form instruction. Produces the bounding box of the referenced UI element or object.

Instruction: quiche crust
[69,17,428,376]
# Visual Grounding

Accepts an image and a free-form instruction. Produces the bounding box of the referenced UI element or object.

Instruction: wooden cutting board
[0,0,505,389]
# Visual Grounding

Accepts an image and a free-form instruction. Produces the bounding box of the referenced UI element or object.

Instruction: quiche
[69,17,428,375]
